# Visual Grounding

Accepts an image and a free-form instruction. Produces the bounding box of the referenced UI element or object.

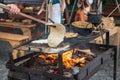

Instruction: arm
[37,0,46,15]
[0,3,20,14]
[61,0,66,14]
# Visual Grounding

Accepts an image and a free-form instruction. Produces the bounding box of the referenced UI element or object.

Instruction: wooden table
[0,22,36,39]
[93,26,120,54]
[0,21,36,59]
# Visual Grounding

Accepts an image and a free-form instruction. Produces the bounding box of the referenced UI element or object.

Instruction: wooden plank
[0,39,24,47]
[0,22,36,39]
[0,32,29,41]
[106,27,118,36]
[113,26,120,46]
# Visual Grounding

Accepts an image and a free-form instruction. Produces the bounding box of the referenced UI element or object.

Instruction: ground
[90,57,120,80]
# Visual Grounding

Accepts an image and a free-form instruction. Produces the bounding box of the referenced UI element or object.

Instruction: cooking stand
[5,30,118,80]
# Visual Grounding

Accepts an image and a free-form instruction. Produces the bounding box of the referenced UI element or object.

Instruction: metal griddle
[16,30,107,53]
[17,42,70,53]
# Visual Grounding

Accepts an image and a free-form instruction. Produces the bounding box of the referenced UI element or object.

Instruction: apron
[48,0,65,24]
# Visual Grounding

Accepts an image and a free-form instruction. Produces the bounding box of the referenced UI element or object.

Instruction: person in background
[33,0,66,38]
[38,0,66,24]
[74,0,93,21]
[74,0,95,55]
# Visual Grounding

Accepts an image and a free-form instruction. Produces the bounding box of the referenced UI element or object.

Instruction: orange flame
[38,50,87,69]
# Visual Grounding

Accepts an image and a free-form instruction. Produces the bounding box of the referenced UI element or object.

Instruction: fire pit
[6,30,118,80]
[6,43,117,80]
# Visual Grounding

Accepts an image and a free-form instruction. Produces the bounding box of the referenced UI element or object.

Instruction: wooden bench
[0,21,36,59]
[0,22,36,39]
[0,32,29,47]
[92,26,120,54]
[0,32,29,59]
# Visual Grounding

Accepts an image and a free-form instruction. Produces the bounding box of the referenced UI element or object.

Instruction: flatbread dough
[48,24,66,47]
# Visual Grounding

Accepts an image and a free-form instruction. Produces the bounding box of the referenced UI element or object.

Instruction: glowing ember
[38,49,93,69]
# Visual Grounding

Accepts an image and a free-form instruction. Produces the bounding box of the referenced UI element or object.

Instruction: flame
[39,53,58,63]
[38,50,88,69]
[62,50,86,69]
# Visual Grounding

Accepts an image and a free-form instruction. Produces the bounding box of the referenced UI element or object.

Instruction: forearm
[41,0,46,9]
[61,0,65,6]
[61,0,65,14]
[37,0,46,15]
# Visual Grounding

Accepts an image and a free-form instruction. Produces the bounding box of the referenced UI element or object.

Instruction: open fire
[7,43,117,80]
[38,50,94,69]
[23,49,94,76]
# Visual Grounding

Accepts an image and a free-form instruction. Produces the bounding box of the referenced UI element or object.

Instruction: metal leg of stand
[106,31,109,45]
[58,53,63,75]
[113,46,118,80]
[115,0,120,12]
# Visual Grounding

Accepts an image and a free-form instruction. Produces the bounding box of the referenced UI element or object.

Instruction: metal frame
[7,43,118,80]
[6,30,118,80]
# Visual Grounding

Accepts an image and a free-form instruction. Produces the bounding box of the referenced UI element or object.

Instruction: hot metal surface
[16,30,106,53]
[6,29,118,80]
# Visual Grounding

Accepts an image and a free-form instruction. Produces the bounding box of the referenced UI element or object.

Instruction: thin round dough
[48,24,66,47]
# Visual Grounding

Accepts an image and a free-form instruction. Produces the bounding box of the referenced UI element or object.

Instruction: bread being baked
[48,24,66,47]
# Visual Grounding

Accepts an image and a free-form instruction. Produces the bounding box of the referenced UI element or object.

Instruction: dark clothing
[0,0,4,3]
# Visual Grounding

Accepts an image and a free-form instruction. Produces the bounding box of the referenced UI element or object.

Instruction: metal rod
[115,0,120,12]
[58,53,63,75]
[68,0,77,25]
[45,0,48,37]
[107,4,120,17]
[113,46,118,80]
[105,31,109,45]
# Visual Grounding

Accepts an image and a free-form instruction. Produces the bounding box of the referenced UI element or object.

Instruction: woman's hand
[7,4,20,14]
